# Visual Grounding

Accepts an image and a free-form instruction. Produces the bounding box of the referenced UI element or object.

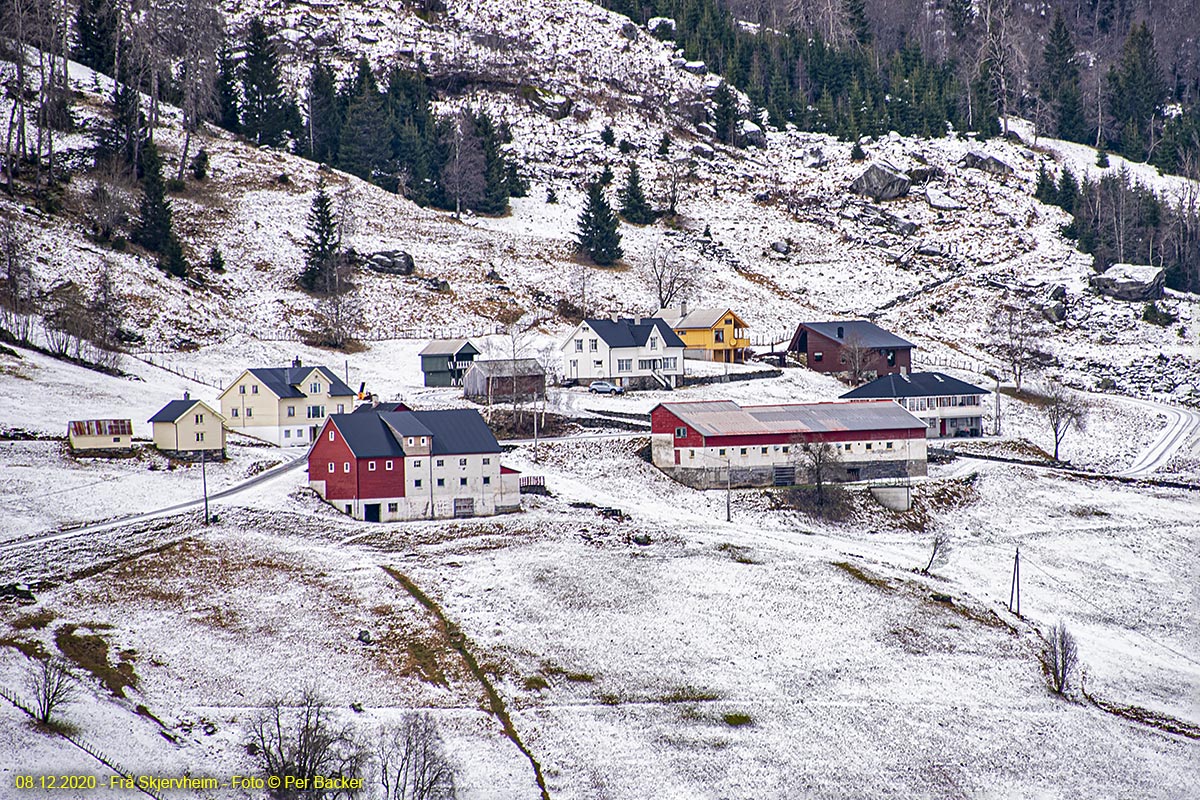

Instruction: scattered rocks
[357,630,372,644]
[691,142,715,159]
[850,160,911,201]
[770,240,790,255]
[696,121,717,138]
[424,277,450,292]
[801,147,827,169]
[1041,300,1066,323]
[738,119,766,148]
[619,20,639,40]
[1089,263,1165,301]
[924,186,964,211]
[364,250,415,275]
[528,90,573,120]
[682,60,707,75]
[840,203,917,236]
[908,165,944,184]
[753,191,771,203]
[960,150,1014,177]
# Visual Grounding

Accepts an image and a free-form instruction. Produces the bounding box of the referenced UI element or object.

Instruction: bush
[600,125,615,146]
[165,177,186,192]
[190,148,209,180]
[1142,301,1176,326]
[784,484,850,521]
[850,140,866,161]
[618,139,634,154]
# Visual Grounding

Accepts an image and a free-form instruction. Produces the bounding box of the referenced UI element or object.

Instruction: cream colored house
[218,358,356,446]
[67,419,134,453]
[149,394,225,459]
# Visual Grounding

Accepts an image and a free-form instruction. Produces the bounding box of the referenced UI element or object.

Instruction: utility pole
[533,405,539,463]
[726,456,732,523]
[1008,547,1021,615]
[201,447,210,525]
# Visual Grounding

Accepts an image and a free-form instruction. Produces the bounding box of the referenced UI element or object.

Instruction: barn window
[675,427,686,438]
[407,437,414,446]
[689,449,695,459]
[328,431,335,441]
[388,503,398,513]
[761,447,767,454]
[343,462,350,473]
[865,443,873,451]
[813,352,823,362]
[421,437,427,445]
[385,460,393,470]
[368,461,377,472]
[782,446,790,453]
[886,442,894,450]
[718,448,726,456]
[328,462,334,472]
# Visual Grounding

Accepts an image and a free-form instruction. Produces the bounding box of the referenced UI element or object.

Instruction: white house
[218,358,357,446]
[840,372,989,438]
[560,317,686,389]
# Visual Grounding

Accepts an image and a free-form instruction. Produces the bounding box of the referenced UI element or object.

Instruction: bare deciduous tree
[248,688,368,798]
[840,333,874,386]
[1042,383,1087,461]
[24,656,78,726]
[440,111,485,219]
[0,220,37,341]
[987,302,1045,392]
[313,286,362,350]
[922,530,953,574]
[1046,620,1079,695]
[645,241,697,310]
[378,713,458,800]
[655,156,690,217]
[171,0,223,181]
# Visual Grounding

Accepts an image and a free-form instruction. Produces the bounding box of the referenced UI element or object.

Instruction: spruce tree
[1056,169,1079,214]
[216,41,241,133]
[74,0,117,76]
[1041,12,1086,143]
[338,59,387,182]
[301,180,340,292]
[657,131,671,156]
[600,125,615,147]
[306,58,340,164]
[240,17,288,146]
[1107,23,1167,161]
[712,83,738,143]
[133,142,174,255]
[577,181,622,266]
[476,112,511,215]
[207,246,226,273]
[1034,163,1055,202]
[618,163,655,224]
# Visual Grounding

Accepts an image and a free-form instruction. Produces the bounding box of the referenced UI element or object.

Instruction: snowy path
[1113,396,1200,477]
[0,455,306,551]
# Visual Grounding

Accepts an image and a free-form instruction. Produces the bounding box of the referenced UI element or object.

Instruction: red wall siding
[650,407,705,448]
[804,329,912,377]
[355,456,406,499]
[308,420,357,500]
[705,427,925,448]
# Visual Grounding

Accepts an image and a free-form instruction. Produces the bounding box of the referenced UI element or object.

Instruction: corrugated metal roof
[468,358,546,378]
[419,339,480,357]
[69,419,133,437]
[654,306,742,330]
[801,320,914,349]
[660,399,925,436]
[840,372,989,400]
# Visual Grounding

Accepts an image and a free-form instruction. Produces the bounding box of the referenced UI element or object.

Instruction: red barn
[787,320,914,380]
[650,399,927,487]
[308,409,520,521]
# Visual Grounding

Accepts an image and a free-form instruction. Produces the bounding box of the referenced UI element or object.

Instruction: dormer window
[407,437,414,446]
[650,337,658,350]
[310,382,321,393]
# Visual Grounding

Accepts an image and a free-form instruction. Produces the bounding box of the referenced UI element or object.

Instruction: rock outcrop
[1089,263,1165,301]
[850,161,910,201]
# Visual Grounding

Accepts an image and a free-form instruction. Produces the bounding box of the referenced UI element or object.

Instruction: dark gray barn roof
[840,372,989,399]
[332,409,502,457]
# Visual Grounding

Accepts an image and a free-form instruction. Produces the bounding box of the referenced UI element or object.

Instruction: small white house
[560,317,685,389]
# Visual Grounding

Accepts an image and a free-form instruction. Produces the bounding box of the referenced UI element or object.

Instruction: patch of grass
[565,671,595,683]
[722,712,753,727]
[404,639,448,686]
[54,624,136,698]
[1070,505,1110,518]
[598,692,622,706]
[716,543,759,565]
[11,609,55,631]
[662,685,720,703]
[523,675,549,691]
[832,561,892,590]
[34,718,81,737]
[0,636,48,660]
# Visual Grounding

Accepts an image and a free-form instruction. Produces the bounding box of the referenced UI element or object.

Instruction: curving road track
[1112,396,1200,478]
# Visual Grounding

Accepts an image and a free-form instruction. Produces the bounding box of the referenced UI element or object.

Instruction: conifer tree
[618,163,655,224]
[74,0,118,76]
[338,59,387,181]
[300,180,340,292]
[133,142,173,254]
[1106,23,1167,161]
[306,58,340,164]
[712,83,738,143]
[1034,163,1055,202]
[1041,13,1086,143]
[657,131,671,156]
[577,181,622,266]
[207,246,225,273]
[600,125,615,147]
[476,112,511,215]
[216,41,241,133]
[1056,169,1079,214]
[240,17,288,146]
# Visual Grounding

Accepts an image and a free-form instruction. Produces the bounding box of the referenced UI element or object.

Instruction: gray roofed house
[840,372,989,439]
[419,339,480,387]
[585,317,685,349]
[218,358,358,447]
[561,317,687,389]
[788,320,915,379]
[246,364,355,399]
[463,359,547,402]
[797,321,914,350]
[148,394,226,459]
[652,303,751,363]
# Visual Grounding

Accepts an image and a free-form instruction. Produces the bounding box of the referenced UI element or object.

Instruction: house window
[589,339,598,351]
[307,406,325,419]
[337,404,345,414]
[310,382,321,393]
[343,462,350,473]
[715,329,725,343]
[251,385,258,394]
[575,339,583,352]
[593,360,603,370]
[436,459,444,467]
[328,462,334,472]
[195,413,204,424]
[195,432,205,442]
[459,458,467,467]
[459,477,467,486]
[238,385,245,394]
[617,359,632,372]
[246,408,253,418]
[718,448,726,456]
[388,503,398,513]
[328,431,335,441]
[483,476,490,485]
[483,457,490,465]
[113,436,120,443]
[437,478,445,487]
[287,406,295,417]
[662,357,678,370]
[650,336,658,350]
[369,461,377,471]
[414,459,422,467]
[385,460,394,470]
[813,352,824,362]
[675,427,687,438]
[232,408,239,418]
[414,479,422,488]
[284,429,291,438]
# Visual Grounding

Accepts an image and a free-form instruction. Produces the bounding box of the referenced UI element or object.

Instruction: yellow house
[653,303,750,363]
[67,419,134,453]
[148,394,226,459]
[218,358,357,447]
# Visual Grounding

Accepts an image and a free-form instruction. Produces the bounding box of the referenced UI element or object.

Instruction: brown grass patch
[11,609,55,631]
[833,561,892,590]
[54,624,136,697]
[0,636,48,660]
